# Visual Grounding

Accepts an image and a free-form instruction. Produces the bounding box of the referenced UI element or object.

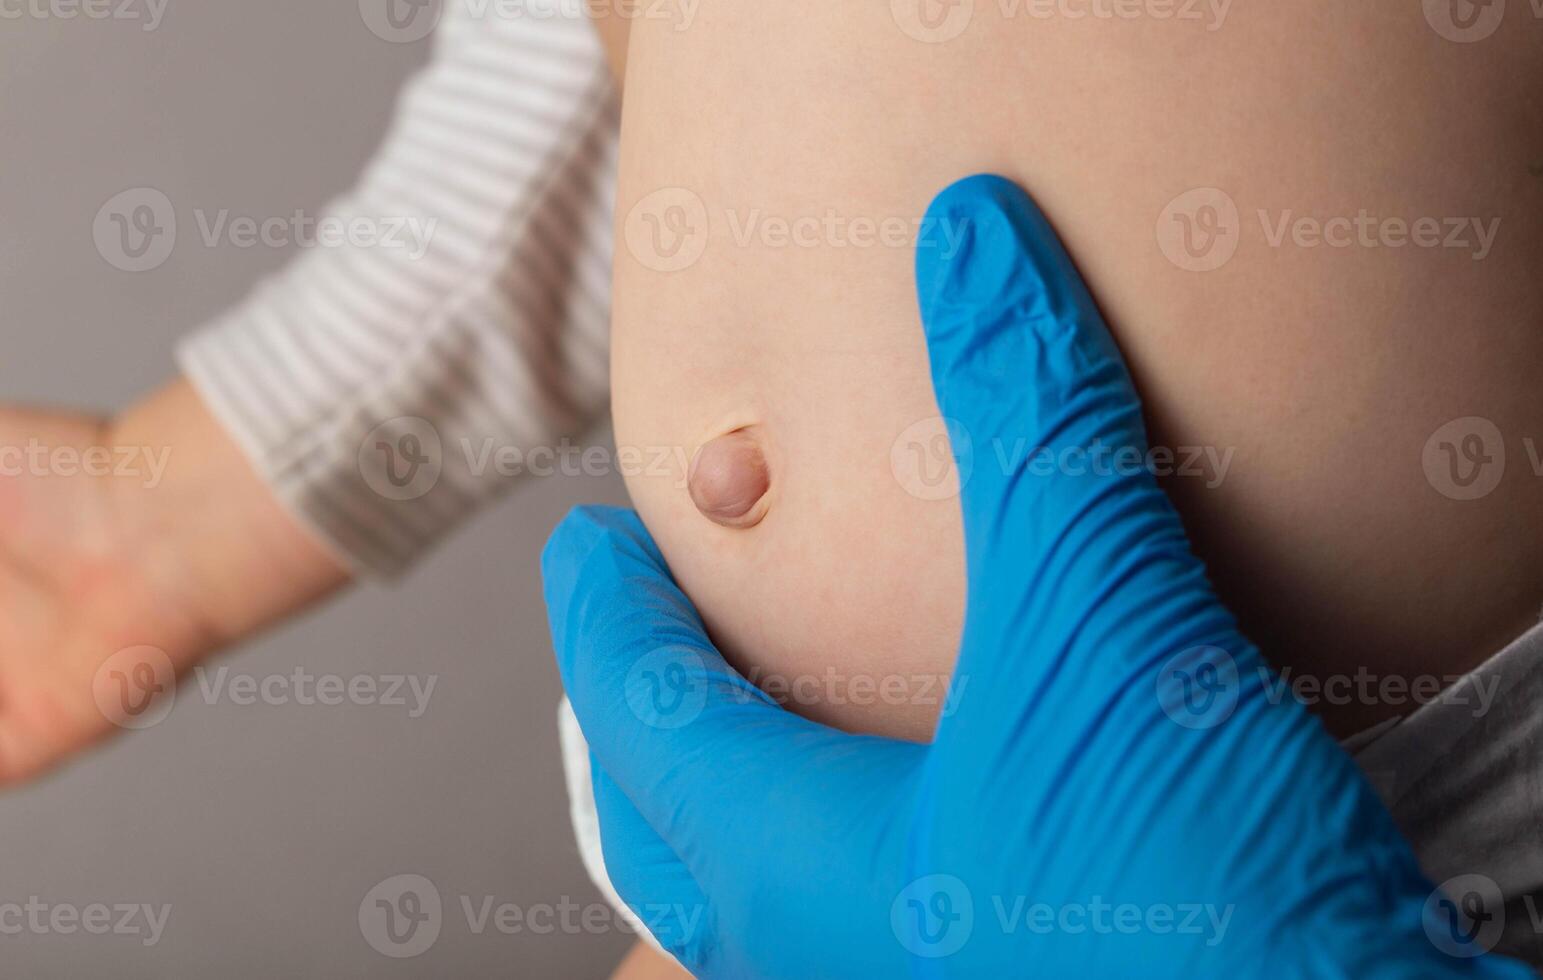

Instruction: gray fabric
[1355,618,1543,966]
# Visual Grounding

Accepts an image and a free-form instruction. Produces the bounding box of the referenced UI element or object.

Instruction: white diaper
[558,699,668,957]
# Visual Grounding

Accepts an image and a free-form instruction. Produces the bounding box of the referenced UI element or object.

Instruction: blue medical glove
[542,175,1528,978]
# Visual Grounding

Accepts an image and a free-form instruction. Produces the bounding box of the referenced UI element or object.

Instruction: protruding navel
[688,427,771,529]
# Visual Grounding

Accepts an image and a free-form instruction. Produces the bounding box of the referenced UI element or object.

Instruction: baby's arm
[0,3,618,781]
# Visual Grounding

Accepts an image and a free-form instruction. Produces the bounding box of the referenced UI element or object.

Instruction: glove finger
[590,755,716,970]
[914,177,1241,753]
[542,506,922,911]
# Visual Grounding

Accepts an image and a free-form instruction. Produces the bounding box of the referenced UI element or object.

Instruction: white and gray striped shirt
[178,1,617,577]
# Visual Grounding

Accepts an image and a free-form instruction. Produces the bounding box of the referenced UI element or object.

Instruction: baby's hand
[0,382,346,783]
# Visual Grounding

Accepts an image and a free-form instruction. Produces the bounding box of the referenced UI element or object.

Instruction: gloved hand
[542,175,1527,978]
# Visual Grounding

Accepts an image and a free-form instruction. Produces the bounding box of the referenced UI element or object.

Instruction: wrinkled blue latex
[542,175,1528,978]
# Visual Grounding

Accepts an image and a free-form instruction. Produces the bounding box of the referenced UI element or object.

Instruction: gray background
[0,2,631,976]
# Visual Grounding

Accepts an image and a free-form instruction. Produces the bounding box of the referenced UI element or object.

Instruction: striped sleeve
[177,2,617,577]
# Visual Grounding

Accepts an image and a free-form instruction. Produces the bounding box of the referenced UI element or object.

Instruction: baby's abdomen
[610,2,1543,739]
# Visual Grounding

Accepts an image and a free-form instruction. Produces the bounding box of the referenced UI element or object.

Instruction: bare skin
[0,381,347,782]
[603,5,1543,975]
[613,2,1543,736]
